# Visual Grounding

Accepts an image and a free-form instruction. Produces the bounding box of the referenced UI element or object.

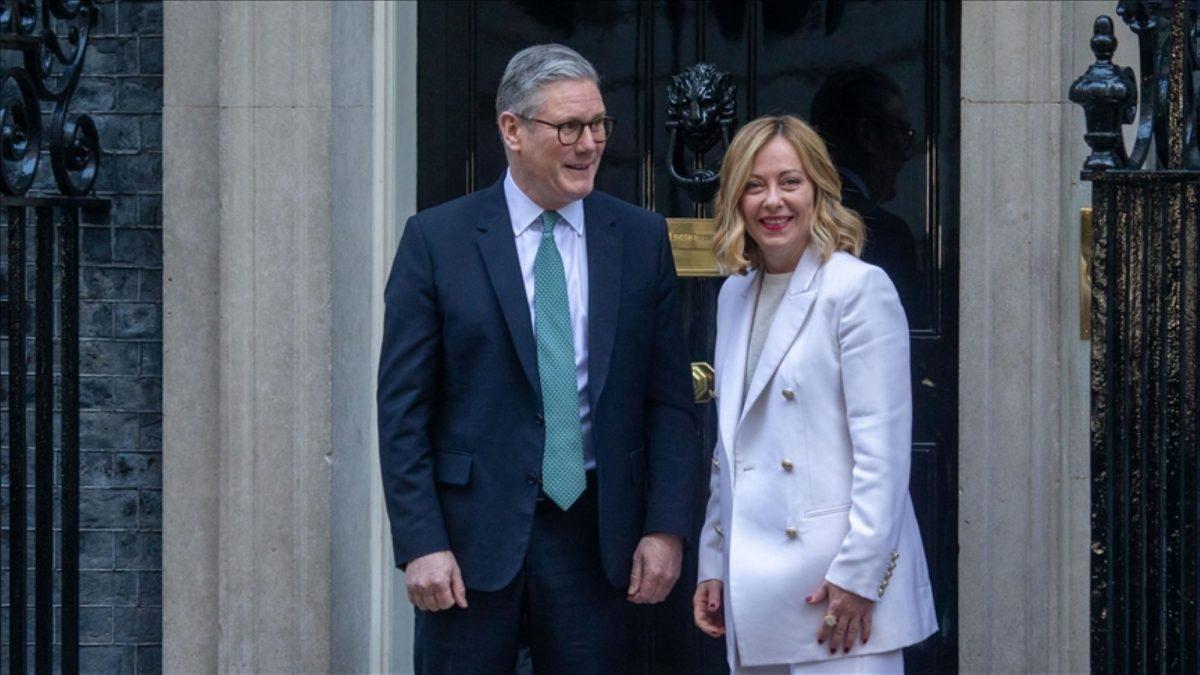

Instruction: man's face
[503,79,607,210]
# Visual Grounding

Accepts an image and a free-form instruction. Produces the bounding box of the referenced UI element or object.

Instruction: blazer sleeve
[377,216,451,568]
[823,266,912,600]
[642,216,701,539]
[697,436,725,583]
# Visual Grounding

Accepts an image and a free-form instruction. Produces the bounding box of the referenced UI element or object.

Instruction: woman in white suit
[692,115,937,674]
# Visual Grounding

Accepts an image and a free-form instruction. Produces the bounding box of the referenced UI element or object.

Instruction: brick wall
[1,1,163,673]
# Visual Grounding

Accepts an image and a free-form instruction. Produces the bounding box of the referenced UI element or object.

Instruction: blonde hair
[712,115,865,275]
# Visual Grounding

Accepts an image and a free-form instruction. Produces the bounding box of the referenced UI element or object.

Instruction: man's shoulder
[586,190,664,229]
[407,183,503,238]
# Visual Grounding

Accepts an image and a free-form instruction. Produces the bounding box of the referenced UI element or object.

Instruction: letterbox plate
[666,218,724,277]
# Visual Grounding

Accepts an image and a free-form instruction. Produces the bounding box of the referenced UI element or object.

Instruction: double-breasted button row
[877,551,900,598]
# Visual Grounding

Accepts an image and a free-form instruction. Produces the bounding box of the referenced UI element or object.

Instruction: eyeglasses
[875,120,916,150]
[520,115,615,146]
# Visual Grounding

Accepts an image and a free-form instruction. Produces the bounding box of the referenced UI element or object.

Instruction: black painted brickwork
[1,1,163,673]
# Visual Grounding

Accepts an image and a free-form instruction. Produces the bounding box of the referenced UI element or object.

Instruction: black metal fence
[1071,1,1200,672]
[1,1,107,672]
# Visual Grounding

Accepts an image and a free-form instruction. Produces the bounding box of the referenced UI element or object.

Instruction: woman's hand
[693,579,726,637]
[807,580,873,654]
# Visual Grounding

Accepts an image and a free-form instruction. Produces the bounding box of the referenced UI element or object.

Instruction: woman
[692,115,937,674]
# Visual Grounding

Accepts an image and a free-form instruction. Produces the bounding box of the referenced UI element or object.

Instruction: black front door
[417,2,960,672]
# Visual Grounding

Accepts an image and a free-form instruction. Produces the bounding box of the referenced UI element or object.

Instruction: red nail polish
[817,638,823,644]
[843,647,850,653]
[805,595,812,602]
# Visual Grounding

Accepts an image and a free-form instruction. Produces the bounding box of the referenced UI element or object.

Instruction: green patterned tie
[534,210,586,510]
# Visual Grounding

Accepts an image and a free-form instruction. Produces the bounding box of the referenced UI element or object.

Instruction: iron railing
[1,0,107,672]
[1071,1,1200,672]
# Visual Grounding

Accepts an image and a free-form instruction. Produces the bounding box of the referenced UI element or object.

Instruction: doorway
[416,2,960,671]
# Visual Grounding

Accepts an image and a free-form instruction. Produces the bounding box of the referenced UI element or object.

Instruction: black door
[417,2,959,672]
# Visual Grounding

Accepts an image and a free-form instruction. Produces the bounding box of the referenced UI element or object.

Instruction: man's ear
[498,112,522,152]
[854,117,876,158]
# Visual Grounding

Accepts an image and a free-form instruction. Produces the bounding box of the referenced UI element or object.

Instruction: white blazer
[698,247,937,668]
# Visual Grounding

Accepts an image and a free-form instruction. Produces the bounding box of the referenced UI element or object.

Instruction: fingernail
[817,638,823,644]
[829,648,836,655]
[843,647,850,653]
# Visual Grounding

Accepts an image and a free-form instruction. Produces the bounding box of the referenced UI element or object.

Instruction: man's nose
[575,126,598,152]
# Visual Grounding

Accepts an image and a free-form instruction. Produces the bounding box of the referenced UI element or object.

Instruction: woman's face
[739,135,815,273]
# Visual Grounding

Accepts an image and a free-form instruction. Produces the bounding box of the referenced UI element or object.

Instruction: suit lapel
[475,181,540,397]
[585,195,619,407]
[738,246,823,429]
[717,271,756,464]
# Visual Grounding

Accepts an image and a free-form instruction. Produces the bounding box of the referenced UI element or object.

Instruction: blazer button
[780,459,794,472]
[781,388,795,401]
[785,526,798,539]
[525,472,540,485]
[712,456,720,471]
[715,524,724,536]
[535,413,544,426]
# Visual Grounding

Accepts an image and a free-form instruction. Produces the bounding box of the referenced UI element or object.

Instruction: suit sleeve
[643,216,701,539]
[823,266,912,600]
[377,216,451,568]
[697,436,725,583]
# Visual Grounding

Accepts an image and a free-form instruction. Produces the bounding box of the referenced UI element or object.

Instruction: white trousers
[731,649,904,675]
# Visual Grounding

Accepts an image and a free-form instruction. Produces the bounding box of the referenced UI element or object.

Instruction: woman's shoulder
[820,252,898,301]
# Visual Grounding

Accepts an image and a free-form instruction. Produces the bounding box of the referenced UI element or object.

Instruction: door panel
[417,2,959,672]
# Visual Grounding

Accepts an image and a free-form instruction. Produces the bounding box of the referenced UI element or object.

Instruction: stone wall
[1,0,164,673]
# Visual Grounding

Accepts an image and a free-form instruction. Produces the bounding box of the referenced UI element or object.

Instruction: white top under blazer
[698,246,938,668]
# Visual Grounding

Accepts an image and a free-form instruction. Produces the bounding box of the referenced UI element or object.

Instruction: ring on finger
[824,613,838,628]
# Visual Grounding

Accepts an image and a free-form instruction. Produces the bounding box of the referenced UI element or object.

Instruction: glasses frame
[519,114,616,146]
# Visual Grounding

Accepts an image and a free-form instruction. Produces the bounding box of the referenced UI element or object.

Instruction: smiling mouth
[565,162,592,172]
[759,215,792,232]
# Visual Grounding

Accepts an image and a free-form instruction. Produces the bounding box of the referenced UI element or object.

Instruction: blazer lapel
[717,271,757,464]
[585,195,619,407]
[738,246,823,428]
[476,181,540,397]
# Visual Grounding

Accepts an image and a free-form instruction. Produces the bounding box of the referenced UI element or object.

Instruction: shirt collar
[504,169,585,237]
[837,166,871,201]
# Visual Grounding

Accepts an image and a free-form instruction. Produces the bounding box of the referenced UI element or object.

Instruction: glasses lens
[558,120,583,145]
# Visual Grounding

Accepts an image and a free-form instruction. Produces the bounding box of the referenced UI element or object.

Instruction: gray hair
[495,44,599,119]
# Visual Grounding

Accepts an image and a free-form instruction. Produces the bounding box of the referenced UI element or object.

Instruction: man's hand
[627,533,683,604]
[692,579,726,637]
[405,550,468,612]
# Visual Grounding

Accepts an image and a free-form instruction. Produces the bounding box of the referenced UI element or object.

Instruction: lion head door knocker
[666,63,737,204]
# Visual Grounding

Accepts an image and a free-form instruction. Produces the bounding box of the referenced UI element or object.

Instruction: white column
[958,2,1135,672]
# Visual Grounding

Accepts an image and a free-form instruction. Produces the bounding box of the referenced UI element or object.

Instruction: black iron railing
[1,0,107,672]
[1071,1,1199,673]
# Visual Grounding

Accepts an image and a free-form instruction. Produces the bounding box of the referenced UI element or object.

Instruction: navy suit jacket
[377,178,700,591]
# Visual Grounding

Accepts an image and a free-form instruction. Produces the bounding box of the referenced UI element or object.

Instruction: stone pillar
[958,2,1134,672]
[163,1,372,671]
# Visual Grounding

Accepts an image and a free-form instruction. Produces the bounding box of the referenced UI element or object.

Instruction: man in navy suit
[377,44,700,673]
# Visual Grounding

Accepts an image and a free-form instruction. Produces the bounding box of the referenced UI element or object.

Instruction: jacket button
[780,459,794,471]
[781,388,795,400]
[715,524,723,536]
[525,472,539,485]
[535,413,544,426]
[785,526,798,539]
[712,456,720,471]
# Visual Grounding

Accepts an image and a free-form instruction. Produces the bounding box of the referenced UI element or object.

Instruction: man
[377,44,699,673]
[811,67,925,325]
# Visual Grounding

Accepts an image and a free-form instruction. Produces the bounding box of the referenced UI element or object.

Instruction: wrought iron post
[1071,1,1200,673]
[1,1,108,672]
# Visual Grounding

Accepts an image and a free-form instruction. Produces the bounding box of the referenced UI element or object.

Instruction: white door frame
[370,1,417,672]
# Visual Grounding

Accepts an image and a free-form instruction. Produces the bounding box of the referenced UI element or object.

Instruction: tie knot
[539,211,560,236]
